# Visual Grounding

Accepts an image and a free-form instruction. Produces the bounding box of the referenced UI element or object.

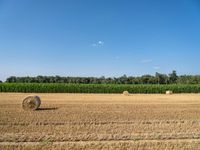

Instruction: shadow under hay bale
[22,96,41,111]
[37,107,58,111]
[123,91,129,96]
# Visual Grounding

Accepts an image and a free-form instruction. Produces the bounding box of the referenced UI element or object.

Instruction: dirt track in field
[1,93,200,149]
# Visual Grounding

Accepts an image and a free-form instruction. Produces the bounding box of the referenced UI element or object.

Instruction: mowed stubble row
[1,93,200,149]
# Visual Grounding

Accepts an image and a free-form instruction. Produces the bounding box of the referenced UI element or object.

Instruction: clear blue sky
[0,0,200,81]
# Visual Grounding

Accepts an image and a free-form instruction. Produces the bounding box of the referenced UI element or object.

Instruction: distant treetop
[4,71,200,84]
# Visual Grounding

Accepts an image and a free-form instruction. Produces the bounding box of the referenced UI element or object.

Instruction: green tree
[6,76,17,83]
[169,70,178,84]
[155,72,168,84]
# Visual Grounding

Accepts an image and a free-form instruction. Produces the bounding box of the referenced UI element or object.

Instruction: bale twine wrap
[22,96,41,111]
[166,90,173,95]
[123,91,129,96]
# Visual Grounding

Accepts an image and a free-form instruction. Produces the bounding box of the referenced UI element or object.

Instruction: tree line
[3,71,200,84]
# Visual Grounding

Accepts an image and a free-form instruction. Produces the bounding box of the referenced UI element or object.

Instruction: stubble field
[1,93,200,149]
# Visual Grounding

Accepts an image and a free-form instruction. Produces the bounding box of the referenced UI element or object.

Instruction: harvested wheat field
[1,93,200,150]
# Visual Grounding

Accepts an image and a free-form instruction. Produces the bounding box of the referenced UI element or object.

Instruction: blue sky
[0,0,200,81]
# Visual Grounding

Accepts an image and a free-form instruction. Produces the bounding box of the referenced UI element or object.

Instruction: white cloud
[115,56,120,60]
[98,41,104,45]
[92,43,97,47]
[153,66,160,70]
[92,41,104,47]
[140,59,153,63]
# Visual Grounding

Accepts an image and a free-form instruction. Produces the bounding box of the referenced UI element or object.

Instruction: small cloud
[92,43,97,47]
[140,59,153,63]
[98,41,104,45]
[153,66,160,70]
[115,56,120,60]
[91,41,104,47]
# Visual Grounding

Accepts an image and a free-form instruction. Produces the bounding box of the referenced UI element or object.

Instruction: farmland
[1,93,200,149]
[1,83,200,93]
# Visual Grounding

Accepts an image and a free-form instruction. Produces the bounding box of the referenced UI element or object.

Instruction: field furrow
[1,93,200,149]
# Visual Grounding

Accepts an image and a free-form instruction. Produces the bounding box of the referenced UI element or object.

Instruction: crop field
[1,93,200,149]
[1,83,200,93]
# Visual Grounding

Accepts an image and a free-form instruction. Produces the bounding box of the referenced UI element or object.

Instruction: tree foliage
[4,70,200,84]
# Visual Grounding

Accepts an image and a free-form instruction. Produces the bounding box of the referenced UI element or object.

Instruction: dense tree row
[3,71,200,84]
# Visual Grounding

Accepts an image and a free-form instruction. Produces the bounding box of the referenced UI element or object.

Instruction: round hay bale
[123,91,129,96]
[166,90,173,95]
[22,96,41,111]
